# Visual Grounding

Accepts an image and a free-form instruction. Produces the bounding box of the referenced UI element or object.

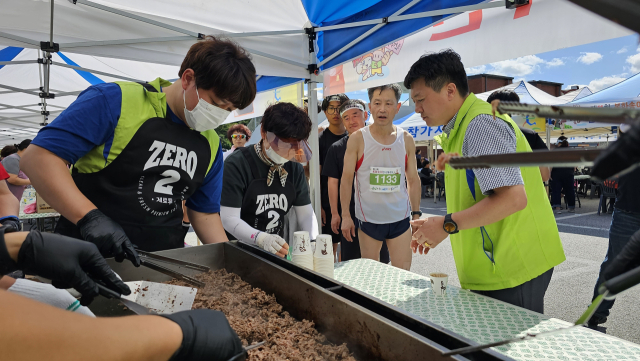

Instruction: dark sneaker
[568,208,575,213]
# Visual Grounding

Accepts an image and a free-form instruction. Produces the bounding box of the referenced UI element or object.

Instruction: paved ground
[410,193,640,345]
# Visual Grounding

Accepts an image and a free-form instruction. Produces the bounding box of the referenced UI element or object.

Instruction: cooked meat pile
[168,269,356,361]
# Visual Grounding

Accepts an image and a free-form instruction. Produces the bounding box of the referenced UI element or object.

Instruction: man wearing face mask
[21,36,257,258]
[220,103,317,257]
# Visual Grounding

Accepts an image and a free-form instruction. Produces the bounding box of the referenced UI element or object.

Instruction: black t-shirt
[321,136,355,220]
[221,145,311,208]
[519,127,548,151]
[319,128,348,209]
[420,167,433,177]
[615,167,640,213]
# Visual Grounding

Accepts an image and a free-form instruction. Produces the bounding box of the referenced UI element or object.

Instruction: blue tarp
[256,76,303,93]
[312,0,484,69]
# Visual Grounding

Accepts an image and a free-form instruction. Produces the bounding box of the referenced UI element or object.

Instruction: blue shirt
[33,83,223,214]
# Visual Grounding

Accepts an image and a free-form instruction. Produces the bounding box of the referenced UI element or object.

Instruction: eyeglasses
[231,134,247,140]
[266,131,312,163]
[325,107,339,115]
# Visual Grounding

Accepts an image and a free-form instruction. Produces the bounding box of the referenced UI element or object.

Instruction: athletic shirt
[354,125,410,224]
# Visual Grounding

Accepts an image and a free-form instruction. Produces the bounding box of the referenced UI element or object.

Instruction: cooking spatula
[443,265,640,356]
[122,281,197,314]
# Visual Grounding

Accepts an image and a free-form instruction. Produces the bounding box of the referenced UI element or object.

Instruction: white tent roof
[475,80,567,105]
[557,87,593,103]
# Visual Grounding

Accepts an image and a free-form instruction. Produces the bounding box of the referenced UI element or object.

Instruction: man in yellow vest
[21,36,257,262]
[405,50,565,313]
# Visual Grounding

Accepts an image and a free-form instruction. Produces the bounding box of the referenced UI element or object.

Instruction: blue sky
[466,34,640,92]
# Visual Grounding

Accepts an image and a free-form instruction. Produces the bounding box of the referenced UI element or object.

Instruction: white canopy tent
[0,0,633,221]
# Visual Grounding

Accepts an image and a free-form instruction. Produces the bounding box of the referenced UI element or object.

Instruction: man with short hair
[319,94,350,256]
[220,102,317,257]
[487,90,550,182]
[323,99,390,262]
[406,50,565,313]
[340,84,422,270]
[23,36,257,260]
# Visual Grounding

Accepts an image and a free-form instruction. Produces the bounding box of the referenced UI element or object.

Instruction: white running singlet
[354,125,410,224]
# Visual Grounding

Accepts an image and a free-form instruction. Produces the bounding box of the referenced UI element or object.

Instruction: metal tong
[137,250,210,288]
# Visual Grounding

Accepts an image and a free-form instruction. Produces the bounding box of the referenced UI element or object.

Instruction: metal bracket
[505,0,530,9]
[305,27,316,53]
[382,17,389,23]
[38,92,55,99]
[37,58,52,65]
[41,111,50,116]
[307,63,318,75]
[197,33,205,40]
[40,41,59,53]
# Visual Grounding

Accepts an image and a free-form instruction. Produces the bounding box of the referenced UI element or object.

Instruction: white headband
[340,103,365,117]
[327,95,342,102]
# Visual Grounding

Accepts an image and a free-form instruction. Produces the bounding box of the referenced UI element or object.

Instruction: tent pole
[546,118,551,148]
[315,2,503,32]
[50,61,145,82]
[308,73,322,228]
[49,0,54,47]
[317,0,422,68]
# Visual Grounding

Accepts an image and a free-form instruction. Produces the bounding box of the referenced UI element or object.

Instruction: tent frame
[0,0,513,215]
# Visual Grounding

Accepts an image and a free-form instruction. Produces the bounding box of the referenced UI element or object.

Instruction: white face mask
[265,146,290,165]
[183,86,231,131]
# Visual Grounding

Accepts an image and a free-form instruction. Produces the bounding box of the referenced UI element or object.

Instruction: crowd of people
[0,34,638,359]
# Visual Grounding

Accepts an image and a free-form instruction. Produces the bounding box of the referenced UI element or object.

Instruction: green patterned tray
[19,212,60,219]
[334,259,640,360]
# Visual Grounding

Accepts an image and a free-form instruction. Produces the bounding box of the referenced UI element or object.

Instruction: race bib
[369,166,401,192]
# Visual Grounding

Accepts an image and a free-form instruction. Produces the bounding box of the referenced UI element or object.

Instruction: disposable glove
[256,232,288,258]
[162,309,243,361]
[0,228,131,306]
[604,228,640,281]
[77,209,140,266]
[0,215,20,233]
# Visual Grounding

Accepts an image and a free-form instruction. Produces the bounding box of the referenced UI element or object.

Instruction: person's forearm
[407,174,421,215]
[188,209,229,244]
[340,174,354,219]
[452,185,527,231]
[0,290,181,361]
[294,204,319,239]
[219,206,260,244]
[0,193,19,217]
[328,178,340,216]
[21,146,96,224]
[6,174,30,186]
[540,167,550,183]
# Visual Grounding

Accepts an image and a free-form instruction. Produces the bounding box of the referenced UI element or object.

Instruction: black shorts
[322,208,342,244]
[358,218,411,242]
[341,221,390,263]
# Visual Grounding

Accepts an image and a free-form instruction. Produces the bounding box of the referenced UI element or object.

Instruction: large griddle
[89,242,512,361]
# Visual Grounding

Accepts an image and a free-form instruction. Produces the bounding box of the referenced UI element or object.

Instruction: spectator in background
[223,124,252,160]
[415,149,422,169]
[419,159,434,197]
[587,123,640,332]
[1,139,31,200]
[1,145,17,161]
[488,90,550,182]
[550,136,575,214]
[319,94,349,257]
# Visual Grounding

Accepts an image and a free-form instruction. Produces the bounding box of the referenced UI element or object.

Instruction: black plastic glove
[604,228,640,281]
[77,209,140,267]
[0,216,21,233]
[162,309,243,361]
[0,229,131,306]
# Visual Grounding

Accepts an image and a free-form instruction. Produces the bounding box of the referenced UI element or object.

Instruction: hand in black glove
[162,310,243,361]
[0,216,21,233]
[604,228,640,281]
[77,209,140,267]
[4,229,131,305]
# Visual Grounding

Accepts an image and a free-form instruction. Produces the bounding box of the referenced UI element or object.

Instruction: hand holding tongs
[136,249,209,288]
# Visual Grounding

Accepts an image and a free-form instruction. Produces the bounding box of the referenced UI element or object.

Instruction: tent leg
[546,118,551,148]
[307,66,321,229]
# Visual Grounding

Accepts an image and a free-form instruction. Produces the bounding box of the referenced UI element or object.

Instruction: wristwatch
[411,211,423,218]
[443,213,459,234]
